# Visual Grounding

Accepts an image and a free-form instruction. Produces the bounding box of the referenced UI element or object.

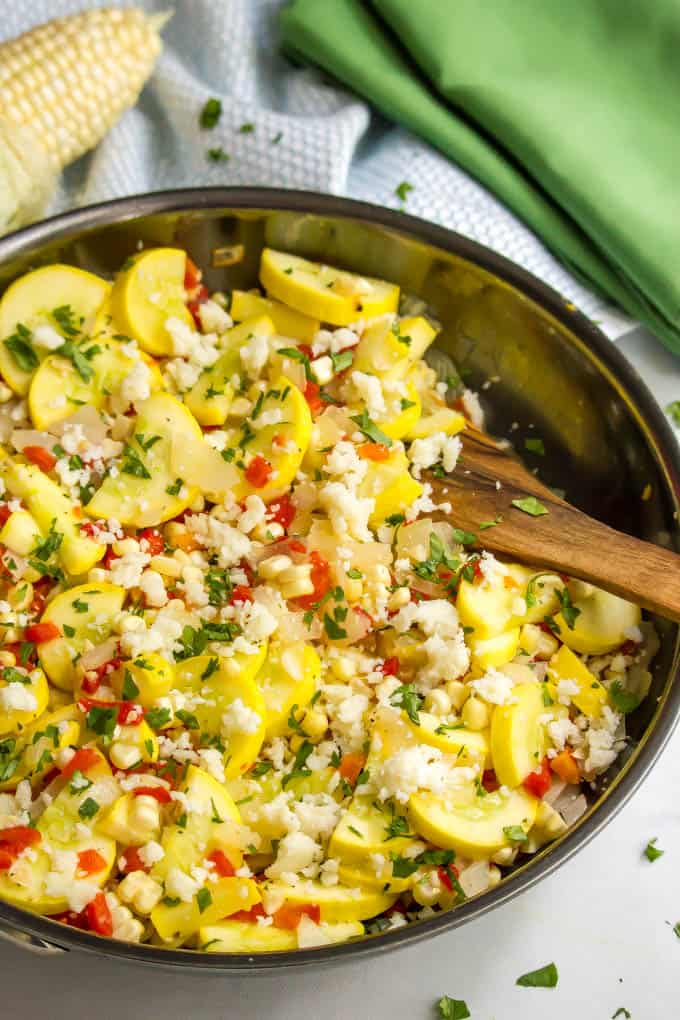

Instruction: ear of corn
[0,7,168,234]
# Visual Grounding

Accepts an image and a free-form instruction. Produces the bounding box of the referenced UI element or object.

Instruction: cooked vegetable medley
[0,248,656,951]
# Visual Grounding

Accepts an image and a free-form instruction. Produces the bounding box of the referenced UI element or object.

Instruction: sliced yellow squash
[554,586,641,655]
[86,392,202,527]
[173,651,267,778]
[260,249,399,327]
[256,643,321,740]
[0,265,110,395]
[152,876,261,943]
[409,783,538,859]
[490,682,551,788]
[358,448,423,526]
[0,666,48,736]
[37,583,125,692]
[184,316,274,426]
[110,247,194,356]
[0,450,104,576]
[469,628,521,672]
[352,316,437,379]
[199,918,363,952]
[230,290,320,342]
[0,704,81,792]
[547,643,608,718]
[263,879,397,923]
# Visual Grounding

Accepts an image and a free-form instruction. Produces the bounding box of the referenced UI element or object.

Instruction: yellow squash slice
[352,316,437,379]
[230,290,319,342]
[0,450,104,576]
[110,247,194,356]
[260,249,399,327]
[86,392,202,527]
[409,783,538,859]
[184,315,274,426]
[554,586,641,655]
[359,448,423,526]
[263,879,397,923]
[173,651,268,778]
[0,704,81,792]
[256,643,321,740]
[152,876,261,944]
[0,666,48,736]
[0,265,110,395]
[490,682,553,788]
[199,918,363,952]
[547,644,608,718]
[37,583,125,692]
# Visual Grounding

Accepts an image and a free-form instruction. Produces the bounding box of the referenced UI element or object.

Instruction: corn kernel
[301,707,328,743]
[258,554,293,580]
[445,679,469,711]
[150,555,181,578]
[424,689,451,717]
[461,696,489,731]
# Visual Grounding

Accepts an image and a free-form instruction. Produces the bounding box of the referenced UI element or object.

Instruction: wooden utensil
[430,428,680,621]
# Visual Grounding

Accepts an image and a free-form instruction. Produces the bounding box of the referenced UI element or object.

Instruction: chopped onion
[52,406,108,443]
[11,428,55,452]
[553,785,588,826]
[458,860,493,897]
[78,636,119,674]
[396,519,462,563]
[543,775,567,806]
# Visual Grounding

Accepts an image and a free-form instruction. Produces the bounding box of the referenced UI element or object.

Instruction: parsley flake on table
[665,400,680,426]
[672,921,680,939]
[200,97,222,129]
[395,180,413,202]
[207,146,230,163]
[644,837,664,862]
[437,996,470,1019]
[511,495,549,517]
[611,1009,631,1019]
[515,961,559,987]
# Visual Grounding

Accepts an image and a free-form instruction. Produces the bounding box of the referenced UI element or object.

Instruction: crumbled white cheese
[240,332,270,376]
[198,299,232,334]
[351,371,386,417]
[265,831,323,879]
[0,683,37,713]
[408,432,462,478]
[319,482,373,542]
[120,359,152,405]
[471,668,516,705]
[32,323,64,350]
[221,697,262,735]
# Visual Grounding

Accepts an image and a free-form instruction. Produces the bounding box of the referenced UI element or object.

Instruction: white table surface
[2,324,679,1020]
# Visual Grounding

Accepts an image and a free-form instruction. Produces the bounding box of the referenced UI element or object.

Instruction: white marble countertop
[2,325,678,1020]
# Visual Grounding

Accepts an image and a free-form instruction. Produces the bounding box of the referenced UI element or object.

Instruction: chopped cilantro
[525,437,545,456]
[350,409,393,447]
[239,122,255,133]
[383,814,412,841]
[250,760,273,777]
[4,324,38,372]
[121,444,151,480]
[121,670,140,701]
[196,887,213,913]
[85,705,117,741]
[146,706,171,730]
[644,838,664,862]
[555,586,581,629]
[389,683,424,726]
[395,181,413,201]
[330,349,353,373]
[207,146,230,163]
[78,796,100,820]
[166,478,183,496]
[516,962,558,988]
[511,496,549,517]
[200,97,222,129]
[503,825,528,843]
[609,681,641,714]
[323,613,348,640]
[437,997,470,1020]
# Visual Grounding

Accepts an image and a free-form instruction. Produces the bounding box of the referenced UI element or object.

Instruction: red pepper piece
[85,891,113,937]
[244,454,273,488]
[24,621,61,644]
[523,756,552,798]
[23,446,56,473]
[206,849,236,877]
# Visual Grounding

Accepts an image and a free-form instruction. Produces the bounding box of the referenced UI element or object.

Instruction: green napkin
[280,0,680,353]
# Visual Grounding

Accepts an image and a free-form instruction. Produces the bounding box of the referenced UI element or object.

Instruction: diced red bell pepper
[24,621,61,644]
[29,578,54,617]
[303,379,324,416]
[523,756,552,798]
[358,442,390,462]
[23,446,56,473]
[229,584,253,605]
[78,697,144,726]
[229,902,266,923]
[272,902,321,930]
[481,769,500,793]
[60,747,102,780]
[244,454,273,488]
[437,863,460,892]
[77,849,107,876]
[294,550,331,610]
[0,504,11,527]
[137,528,165,556]
[119,846,149,874]
[266,494,296,531]
[0,826,42,870]
[337,752,366,787]
[380,657,400,677]
[206,849,236,877]
[85,891,113,937]
[133,785,172,803]
[287,539,307,555]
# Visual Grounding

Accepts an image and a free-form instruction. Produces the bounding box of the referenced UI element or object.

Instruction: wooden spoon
[429,428,680,621]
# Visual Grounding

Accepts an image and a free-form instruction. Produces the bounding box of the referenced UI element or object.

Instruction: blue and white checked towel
[1,0,632,338]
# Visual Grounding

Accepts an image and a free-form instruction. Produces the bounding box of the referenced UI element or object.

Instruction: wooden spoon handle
[430,430,680,621]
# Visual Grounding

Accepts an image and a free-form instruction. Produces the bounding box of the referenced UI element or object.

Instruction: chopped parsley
[350,409,393,447]
[503,825,528,843]
[282,739,314,786]
[323,612,348,640]
[4,323,38,372]
[644,837,664,862]
[555,586,581,629]
[666,400,680,426]
[389,683,424,726]
[121,444,151,480]
[609,681,641,714]
[166,478,183,496]
[85,705,118,741]
[200,97,222,129]
[146,707,171,730]
[383,814,412,841]
[516,962,559,988]
[524,437,545,456]
[511,496,549,517]
[330,349,353,374]
[239,122,255,133]
[437,997,470,1020]
[121,670,140,701]
[395,180,413,202]
[611,1009,632,1019]
[196,887,213,913]
[77,796,100,820]
[250,760,273,777]
[207,146,230,163]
